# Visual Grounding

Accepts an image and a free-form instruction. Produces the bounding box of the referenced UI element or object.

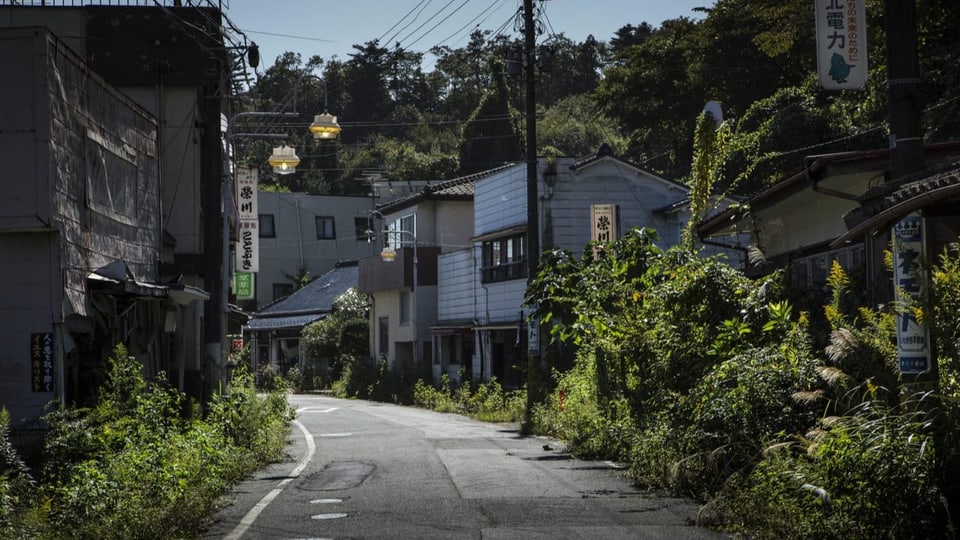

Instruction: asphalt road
[203,394,729,539]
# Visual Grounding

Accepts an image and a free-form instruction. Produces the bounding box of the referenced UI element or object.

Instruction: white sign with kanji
[815,0,868,90]
[235,167,259,273]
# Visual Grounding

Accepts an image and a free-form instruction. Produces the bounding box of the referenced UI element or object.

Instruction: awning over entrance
[245,313,326,331]
[429,322,474,335]
[88,260,209,304]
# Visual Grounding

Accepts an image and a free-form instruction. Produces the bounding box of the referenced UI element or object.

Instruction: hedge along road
[203,394,729,540]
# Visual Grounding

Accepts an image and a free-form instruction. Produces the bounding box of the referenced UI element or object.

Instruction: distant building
[359,145,739,386]
[252,192,380,310]
[244,262,360,374]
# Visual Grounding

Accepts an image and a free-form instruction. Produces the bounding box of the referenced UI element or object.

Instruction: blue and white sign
[892,212,930,374]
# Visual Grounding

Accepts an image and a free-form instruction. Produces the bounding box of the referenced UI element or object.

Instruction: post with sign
[815,0,868,91]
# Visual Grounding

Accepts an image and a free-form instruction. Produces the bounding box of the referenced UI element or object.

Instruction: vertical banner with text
[892,212,931,375]
[815,0,868,90]
[235,167,259,273]
[233,272,255,300]
[31,332,54,392]
[591,204,618,259]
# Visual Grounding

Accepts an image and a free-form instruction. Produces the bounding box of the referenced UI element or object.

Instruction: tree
[537,94,628,157]
[458,60,522,175]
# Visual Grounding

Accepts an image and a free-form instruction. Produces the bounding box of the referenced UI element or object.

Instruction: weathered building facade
[0,1,242,423]
[0,28,204,422]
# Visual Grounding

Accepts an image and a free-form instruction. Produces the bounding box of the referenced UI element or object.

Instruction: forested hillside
[236,0,959,196]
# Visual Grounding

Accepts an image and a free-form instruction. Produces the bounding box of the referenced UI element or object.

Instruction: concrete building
[0,1,247,421]
[253,192,379,310]
[0,27,208,422]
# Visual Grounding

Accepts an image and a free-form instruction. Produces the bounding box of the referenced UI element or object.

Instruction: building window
[400,291,410,324]
[355,217,371,241]
[379,316,390,357]
[481,233,527,283]
[273,283,293,300]
[316,216,336,239]
[259,214,276,238]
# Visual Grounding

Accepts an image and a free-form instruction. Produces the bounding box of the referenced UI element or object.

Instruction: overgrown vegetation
[413,375,526,423]
[0,344,293,539]
[526,230,960,538]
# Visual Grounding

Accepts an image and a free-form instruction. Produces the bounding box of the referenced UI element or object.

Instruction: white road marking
[224,418,316,540]
[297,407,339,414]
[317,432,352,438]
[310,513,348,520]
[310,498,343,504]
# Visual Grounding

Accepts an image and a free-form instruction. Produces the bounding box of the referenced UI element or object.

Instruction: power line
[380,0,434,46]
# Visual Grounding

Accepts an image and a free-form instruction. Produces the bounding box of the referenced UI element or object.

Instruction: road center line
[224,418,316,540]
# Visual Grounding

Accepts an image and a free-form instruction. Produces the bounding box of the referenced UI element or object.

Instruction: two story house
[457,145,732,385]
[358,168,507,376]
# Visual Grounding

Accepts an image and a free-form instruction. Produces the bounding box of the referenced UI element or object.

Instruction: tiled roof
[247,262,359,330]
[377,163,516,213]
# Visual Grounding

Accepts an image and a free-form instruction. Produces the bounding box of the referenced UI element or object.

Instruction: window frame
[480,233,527,283]
[259,214,276,238]
[315,215,336,240]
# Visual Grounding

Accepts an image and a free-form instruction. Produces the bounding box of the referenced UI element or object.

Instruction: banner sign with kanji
[591,204,618,259]
[31,332,54,392]
[234,272,255,300]
[235,167,259,272]
[892,212,930,374]
[815,0,868,90]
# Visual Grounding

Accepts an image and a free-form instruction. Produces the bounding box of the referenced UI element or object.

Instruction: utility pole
[524,0,539,281]
[523,0,543,428]
[884,0,937,388]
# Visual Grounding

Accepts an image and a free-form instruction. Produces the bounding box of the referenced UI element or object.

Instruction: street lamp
[267,145,300,175]
[296,74,342,140]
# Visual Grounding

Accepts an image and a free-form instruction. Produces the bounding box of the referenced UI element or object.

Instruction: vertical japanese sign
[526,308,540,355]
[815,0,868,90]
[234,272,254,299]
[892,212,930,374]
[31,332,54,392]
[591,204,618,259]
[235,167,259,273]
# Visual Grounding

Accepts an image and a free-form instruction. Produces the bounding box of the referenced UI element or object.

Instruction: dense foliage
[298,287,370,391]
[0,345,292,539]
[239,0,959,194]
[525,230,960,537]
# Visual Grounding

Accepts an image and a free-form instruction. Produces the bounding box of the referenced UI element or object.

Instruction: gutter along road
[204,394,728,539]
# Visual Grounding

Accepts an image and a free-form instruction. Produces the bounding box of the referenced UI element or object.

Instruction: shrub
[26,344,293,539]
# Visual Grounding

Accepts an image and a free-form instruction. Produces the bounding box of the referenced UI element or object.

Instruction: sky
[224,0,710,70]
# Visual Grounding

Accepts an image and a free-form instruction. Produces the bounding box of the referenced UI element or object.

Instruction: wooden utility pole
[523,0,544,428]
[524,0,539,280]
[884,0,937,388]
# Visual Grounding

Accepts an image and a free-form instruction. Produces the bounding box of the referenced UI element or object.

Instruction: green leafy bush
[3,344,295,539]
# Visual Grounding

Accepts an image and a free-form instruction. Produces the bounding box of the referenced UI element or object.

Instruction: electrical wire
[381,0,434,46]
